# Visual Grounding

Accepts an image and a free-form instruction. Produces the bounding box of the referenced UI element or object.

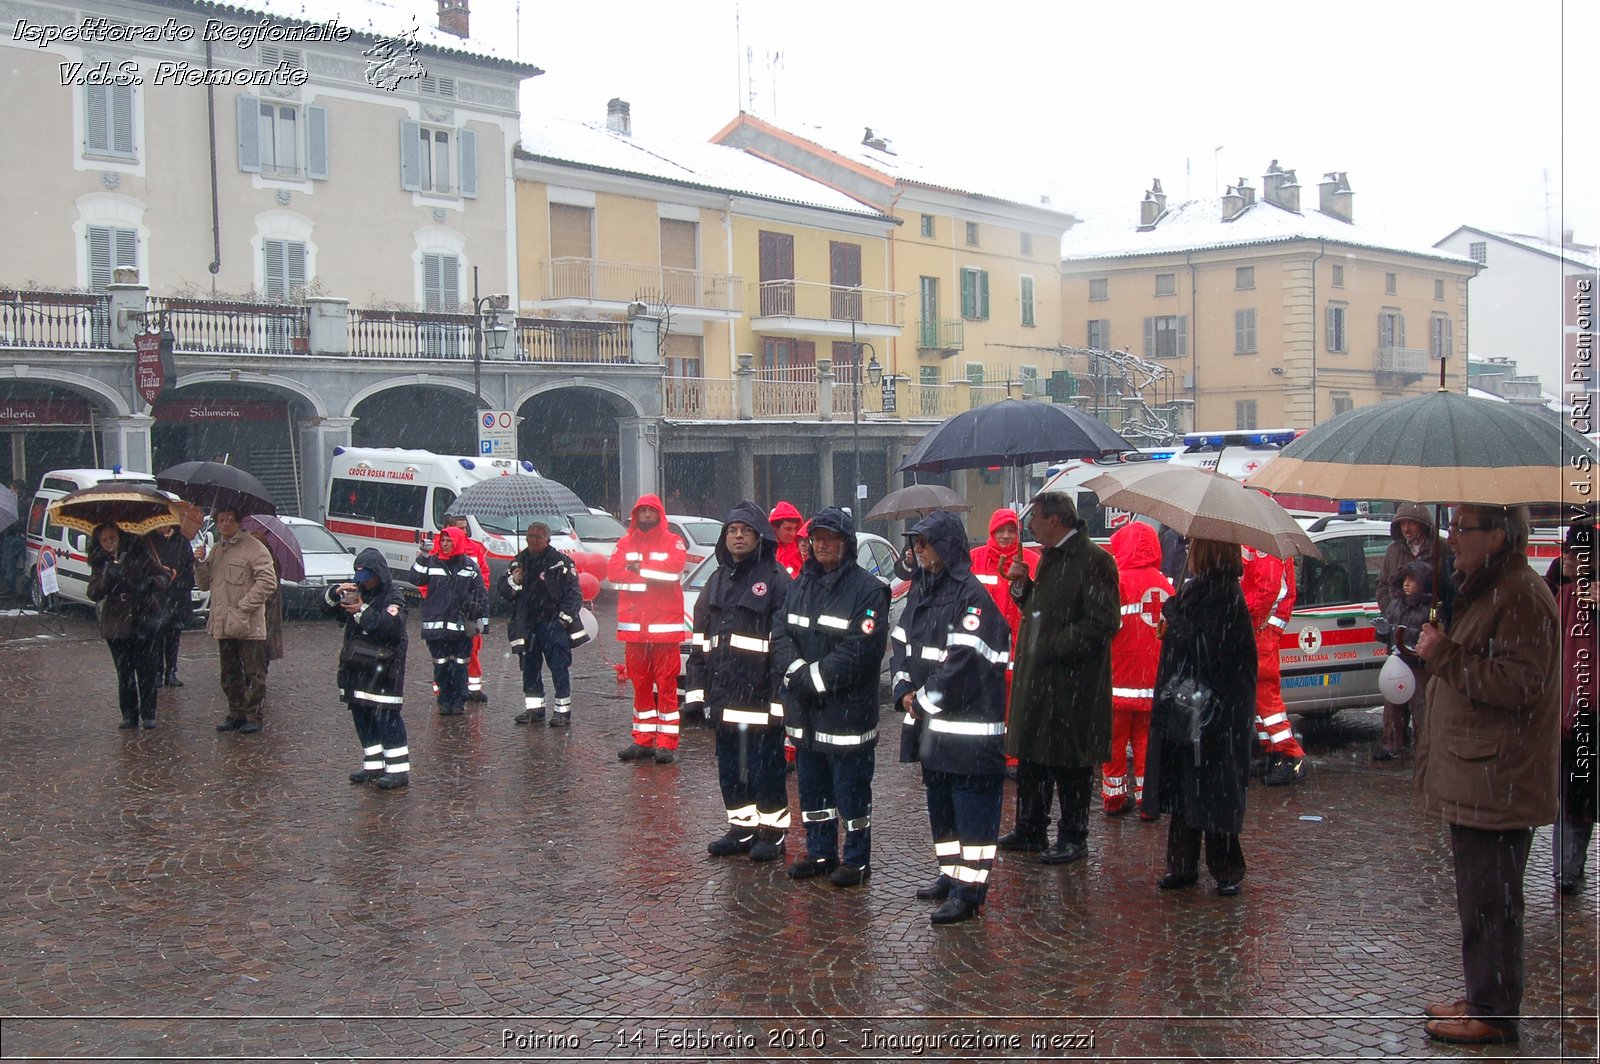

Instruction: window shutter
[1326,309,1335,350]
[85,85,109,153]
[236,95,261,172]
[110,84,133,155]
[287,242,306,295]
[978,270,990,320]
[960,269,974,318]
[423,253,442,310]
[1444,317,1453,357]
[1143,316,1154,357]
[440,254,459,310]
[88,227,112,291]
[458,128,477,198]
[1177,315,1188,356]
[1020,276,1034,325]
[305,104,328,180]
[399,119,422,191]
[1397,315,1406,348]
[264,239,286,298]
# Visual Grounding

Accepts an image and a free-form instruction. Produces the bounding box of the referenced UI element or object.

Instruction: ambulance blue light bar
[458,459,476,470]
[1182,429,1298,448]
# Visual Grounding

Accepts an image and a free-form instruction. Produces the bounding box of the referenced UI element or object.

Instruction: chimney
[437,0,469,38]
[1138,178,1167,229]
[1262,160,1302,212]
[1221,184,1246,222]
[861,127,894,153]
[606,98,631,136]
[1318,171,1354,223]
[1563,228,1576,247]
[1236,178,1256,207]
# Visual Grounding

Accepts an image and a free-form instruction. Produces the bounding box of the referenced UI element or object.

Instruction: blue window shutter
[110,84,133,155]
[305,104,328,180]
[236,94,261,173]
[85,85,108,153]
[400,120,422,191]
[458,128,477,198]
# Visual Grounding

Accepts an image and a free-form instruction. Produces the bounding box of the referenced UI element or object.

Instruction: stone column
[100,414,155,472]
[952,378,972,411]
[105,282,149,351]
[297,416,357,519]
[737,448,757,504]
[817,357,834,422]
[305,298,350,357]
[617,415,660,503]
[817,437,835,510]
[736,352,755,420]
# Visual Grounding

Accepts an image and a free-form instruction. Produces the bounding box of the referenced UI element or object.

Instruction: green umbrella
[1246,390,1594,506]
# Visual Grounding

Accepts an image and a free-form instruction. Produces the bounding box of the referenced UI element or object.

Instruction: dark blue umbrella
[898,398,1134,474]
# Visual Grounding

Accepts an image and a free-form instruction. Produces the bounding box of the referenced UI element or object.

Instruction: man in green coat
[999,492,1121,864]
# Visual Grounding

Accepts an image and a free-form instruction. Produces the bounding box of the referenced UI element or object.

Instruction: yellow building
[1061,164,1480,431]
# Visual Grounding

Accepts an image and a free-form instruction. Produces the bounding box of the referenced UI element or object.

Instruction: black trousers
[1165,817,1246,885]
[159,623,183,676]
[351,703,409,775]
[519,621,573,700]
[1014,760,1093,845]
[715,723,787,828]
[107,637,161,722]
[796,747,874,868]
[426,636,472,711]
[1450,824,1533,1022]
[924,769,1004,904]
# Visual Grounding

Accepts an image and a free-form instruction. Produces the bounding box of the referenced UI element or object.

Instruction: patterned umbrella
[48,482,179,536]
[445,475,586,519]
[157,461,277,516]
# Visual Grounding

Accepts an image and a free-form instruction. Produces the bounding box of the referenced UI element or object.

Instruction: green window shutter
[978,270,989,320]
[1177,315,1188,357]
[960,269,975,319]
[458,128,477,198]
[1143,316,1154,357]
[305,104,328,180]
[236,94,261,173]
[1020,276,1035,326]
[399,120,422,191]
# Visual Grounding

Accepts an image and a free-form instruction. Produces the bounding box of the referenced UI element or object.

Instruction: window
[1469,241,1487,264]
[1326,304,1348,353]
[430,488,457,530]
[1379,310,1406,349]
[1331,264,1344,288]
[328,478,427,527]
[87,225,138,292]
[829,241,863,320]
[965,362,985,386]
[1385,272,1397,295]
[918,276,940,347]
[399,120,478,197]
[1430,314,1454,360]
[1235,400,1257,430]
[237,96,328,180]
[84,82,135,159]
[1088,278,1109,301]
[550,205,595,297]
[920,214,935,238]
[1434,279,1445,300]
[1331,393,1354,416]
[1155,273,1176,296]
[1020,232,1033,256]
[1087,319,1111,349]
[1235,266,1254,290]
[1234,308,1257,354]
[1297,534,1387,607]
[261,239,308,351]
[960,268,990,321]
[659,218,699,305]
[965,221,979,246]
[1020,275,1035,327]
[919,365,942,416]
[1019,365,1040,396]
[1143,315,1187,359]
[421,252,462,357]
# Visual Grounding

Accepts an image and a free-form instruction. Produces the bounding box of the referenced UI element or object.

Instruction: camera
[339,587,360,606]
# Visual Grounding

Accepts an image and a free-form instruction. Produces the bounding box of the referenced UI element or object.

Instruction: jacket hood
[768,500,803,526]
[716,499,776,566]
[986,507,1022,544]
[909,509,972,577]
[1398,558,1434,593]
[435,525,468,559]
[1390,502,1435,539]
[629,493,667,532]
[1110,522,1163,571]
[353,547,393,589]
[806,506,857,561]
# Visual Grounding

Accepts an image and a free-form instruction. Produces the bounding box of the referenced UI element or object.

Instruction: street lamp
[470,265,510,410]
[850,323,881,508]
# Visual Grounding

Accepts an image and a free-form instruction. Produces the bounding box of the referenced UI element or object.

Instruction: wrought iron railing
[152,297,308,355]
[349,309,475,359]
[517,318,632,363]
[0,290,108,348]
[916,317,964,350]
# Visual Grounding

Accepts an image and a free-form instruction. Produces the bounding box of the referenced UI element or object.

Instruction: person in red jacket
[1103,522,1173,815]
[968,508,1039,771]
[1241,545,1306,786]
[446,515,493,703]
[608,494,689,764]
[770,500,804,579]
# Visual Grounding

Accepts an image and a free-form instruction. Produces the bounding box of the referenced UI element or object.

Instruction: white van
[23,468,159,609]
[324,447,566,583]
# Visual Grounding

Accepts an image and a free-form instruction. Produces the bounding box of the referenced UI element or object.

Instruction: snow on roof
[518,116,891,221]
[167,0,537,70]
[1475,229,1600,271]
[1467,387,1510,403]
[1064,195,1479,266]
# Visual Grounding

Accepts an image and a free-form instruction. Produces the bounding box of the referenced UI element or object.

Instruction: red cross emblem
[1242,459,1262,473]
[1138,586,1168,629]
[1298,625,1323,654]
[752,582,768,597]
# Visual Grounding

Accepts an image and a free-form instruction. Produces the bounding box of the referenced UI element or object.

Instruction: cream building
[1062,164,1480,431]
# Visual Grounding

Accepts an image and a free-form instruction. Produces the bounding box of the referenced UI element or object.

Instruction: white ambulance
[323,447,565,583]
[23,468,154,608]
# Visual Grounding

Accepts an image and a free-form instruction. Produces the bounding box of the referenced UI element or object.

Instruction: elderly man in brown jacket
[1414,503,1559,1046]
[196,505,279,734]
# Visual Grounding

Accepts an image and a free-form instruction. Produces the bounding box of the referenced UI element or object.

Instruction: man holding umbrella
[195,505,278,734]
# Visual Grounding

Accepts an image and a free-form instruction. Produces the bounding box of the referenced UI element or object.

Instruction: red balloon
[578,572,601,602]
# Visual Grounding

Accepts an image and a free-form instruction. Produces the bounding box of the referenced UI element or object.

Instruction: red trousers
[626,642,680,750]
[1102,708,1150,812]
[1254,628,1304,758]
[467,634,483,693]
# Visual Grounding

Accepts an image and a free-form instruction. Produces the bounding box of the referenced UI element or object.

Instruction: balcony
[0,289,109,348]
[916,317,964,353]
[156,297,309,355]
[1376,347,1428,375]
[750,280,904,339]
[539,257,742,318]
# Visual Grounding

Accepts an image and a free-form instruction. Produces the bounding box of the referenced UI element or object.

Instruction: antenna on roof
[734,2,743,113]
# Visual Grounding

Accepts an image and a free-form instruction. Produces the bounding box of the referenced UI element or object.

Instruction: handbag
[339,633,396,671]
[1157,674,1216,766]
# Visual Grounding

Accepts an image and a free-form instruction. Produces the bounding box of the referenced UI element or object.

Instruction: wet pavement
[0,603,1595,1062]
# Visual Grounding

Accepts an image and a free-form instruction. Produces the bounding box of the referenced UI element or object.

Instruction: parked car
[666,515,724,569]
[275,516,359,616]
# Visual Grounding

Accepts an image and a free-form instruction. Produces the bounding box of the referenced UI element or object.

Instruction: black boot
[749,827,787,863]
[349,769,384,785]
[915,876,953,901]
[707,826,756,857]
[930,897,981,925]
[165,671,183,688]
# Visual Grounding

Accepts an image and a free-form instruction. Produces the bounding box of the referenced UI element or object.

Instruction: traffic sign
[477,409,517,457]
[880,377,897,414]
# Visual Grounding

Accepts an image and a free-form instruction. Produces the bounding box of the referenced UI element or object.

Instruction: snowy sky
[459,0,1594,249]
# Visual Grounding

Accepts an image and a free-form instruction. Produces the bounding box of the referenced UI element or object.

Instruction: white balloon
[579,607,599,646]
[1378,653,1417,703]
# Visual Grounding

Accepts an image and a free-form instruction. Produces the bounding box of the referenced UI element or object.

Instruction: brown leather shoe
[1424,1016,1518,1045]
[1422,998,1468,1019]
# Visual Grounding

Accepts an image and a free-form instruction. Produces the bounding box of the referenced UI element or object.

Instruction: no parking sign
[477,409,516,457]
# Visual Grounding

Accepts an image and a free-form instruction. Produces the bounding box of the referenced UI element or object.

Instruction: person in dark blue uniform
[412,526,488,717]
[329,548,410,789]
[500,521,584,727]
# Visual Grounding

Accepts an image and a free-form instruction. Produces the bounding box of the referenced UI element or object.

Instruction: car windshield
[684,554,718,591]
[476,513,575,537]
[290,523,348,554]
[677,520,723,545]
[571,513,626,541]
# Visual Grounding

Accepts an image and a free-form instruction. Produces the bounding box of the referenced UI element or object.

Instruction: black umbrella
[445,475,586,519]
[157,461,277,516]
[898,399,1134,474]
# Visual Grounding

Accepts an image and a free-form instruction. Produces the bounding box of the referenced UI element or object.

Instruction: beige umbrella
[1083,464,1320,560]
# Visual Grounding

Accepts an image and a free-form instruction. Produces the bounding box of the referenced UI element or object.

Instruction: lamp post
[850,318,882,509]
[470,265,510,410]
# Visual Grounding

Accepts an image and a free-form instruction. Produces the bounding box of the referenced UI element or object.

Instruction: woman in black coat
[148,524,195,687]
[1140,538,1257,896]
[85,523,170,729]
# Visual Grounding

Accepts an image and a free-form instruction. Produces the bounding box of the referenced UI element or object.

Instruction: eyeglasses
[1449,523,1490,534]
